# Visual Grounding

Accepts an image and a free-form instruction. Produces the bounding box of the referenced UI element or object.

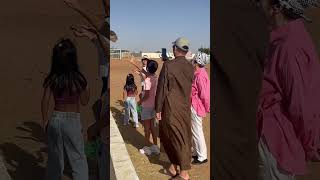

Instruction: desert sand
[110,58,211,180]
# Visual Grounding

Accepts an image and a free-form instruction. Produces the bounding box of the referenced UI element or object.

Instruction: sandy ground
[0,1,105,179]
[110,58,211,180]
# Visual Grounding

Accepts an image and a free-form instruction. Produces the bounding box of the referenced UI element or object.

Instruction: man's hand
[156,112,162,120]
[63,0,82,11]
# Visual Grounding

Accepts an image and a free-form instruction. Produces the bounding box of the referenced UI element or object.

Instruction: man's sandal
[162,168,178,177]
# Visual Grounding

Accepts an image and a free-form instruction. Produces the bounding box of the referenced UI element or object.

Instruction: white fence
[111,49,208,60]
[110,49,131,60]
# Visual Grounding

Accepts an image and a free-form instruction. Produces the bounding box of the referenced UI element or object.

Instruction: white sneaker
[139,146,152,156]
[150,145,160,155]
[134,123,139,128]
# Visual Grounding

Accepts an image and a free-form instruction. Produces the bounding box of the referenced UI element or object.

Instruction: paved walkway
[110,111,139,180]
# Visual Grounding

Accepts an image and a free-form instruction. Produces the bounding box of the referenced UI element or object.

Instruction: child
[123,74,139,128]
[190,52,210,165]
[41,38,90,180]
[138,60,160,155]
[140,56,149,93]
[129,56,149,96]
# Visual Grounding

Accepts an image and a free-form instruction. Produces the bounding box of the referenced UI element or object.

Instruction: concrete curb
[0,151,12,180]
[110,111,139,180]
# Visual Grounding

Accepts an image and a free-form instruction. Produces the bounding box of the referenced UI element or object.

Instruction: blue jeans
[46,111,89,180]
[123,97,138,125]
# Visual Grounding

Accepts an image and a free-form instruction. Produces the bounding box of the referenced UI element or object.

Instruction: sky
[110,0,210,53]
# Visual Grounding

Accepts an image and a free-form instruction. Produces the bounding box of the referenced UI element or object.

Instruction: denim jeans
[123,97,138,125]
[46,111,88,180]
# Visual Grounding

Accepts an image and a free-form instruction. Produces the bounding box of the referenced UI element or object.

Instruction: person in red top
[122,74,139,128]
[257,0,320,179]
[41,39,90,180]
[190,52,210,165]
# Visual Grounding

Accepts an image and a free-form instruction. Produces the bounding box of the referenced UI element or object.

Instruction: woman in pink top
[138,60,160,156]
[190,52,210,165]
[258,0,320,179]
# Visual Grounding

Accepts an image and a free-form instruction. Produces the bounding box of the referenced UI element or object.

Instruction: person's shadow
[0,142,45,180]
[0,121,48,180]
[0,120,100,180]
[110,100,170,169]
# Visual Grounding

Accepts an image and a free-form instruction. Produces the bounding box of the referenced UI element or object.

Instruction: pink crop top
[127,90,135,97]
[54,94,79,105]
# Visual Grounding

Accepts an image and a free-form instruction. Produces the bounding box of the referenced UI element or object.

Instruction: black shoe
[192,155,198,160]
[192,158,208,165]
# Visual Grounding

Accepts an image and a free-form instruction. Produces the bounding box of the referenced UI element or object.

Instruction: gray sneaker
[150,145,160,155]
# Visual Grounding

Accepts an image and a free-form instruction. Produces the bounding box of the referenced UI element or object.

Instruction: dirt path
[110,59,211,180]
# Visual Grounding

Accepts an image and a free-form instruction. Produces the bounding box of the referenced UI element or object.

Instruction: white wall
[141,52,175,59]
[141,53,161,59]
[141,52,196,60]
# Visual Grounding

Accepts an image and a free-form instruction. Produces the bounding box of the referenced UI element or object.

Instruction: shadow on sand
[0,121,47,180]
[0,118,101,180]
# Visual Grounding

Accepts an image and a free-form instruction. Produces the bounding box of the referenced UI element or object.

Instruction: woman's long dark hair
[43,38,87,96]
[124,74,137,93]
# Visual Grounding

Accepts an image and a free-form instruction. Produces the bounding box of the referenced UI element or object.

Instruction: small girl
[123,74,139,128]
[138,60,160,155]
[41,38,89,180]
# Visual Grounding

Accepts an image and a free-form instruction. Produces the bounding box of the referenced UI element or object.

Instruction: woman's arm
[79,25,110,56]
[129,57,142,71]
[41,87,52,131]
[80,86,90,106]
[64,0,110,60]
[196,75,210,113]
[64,0,104,31]
[123,89,127,101]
